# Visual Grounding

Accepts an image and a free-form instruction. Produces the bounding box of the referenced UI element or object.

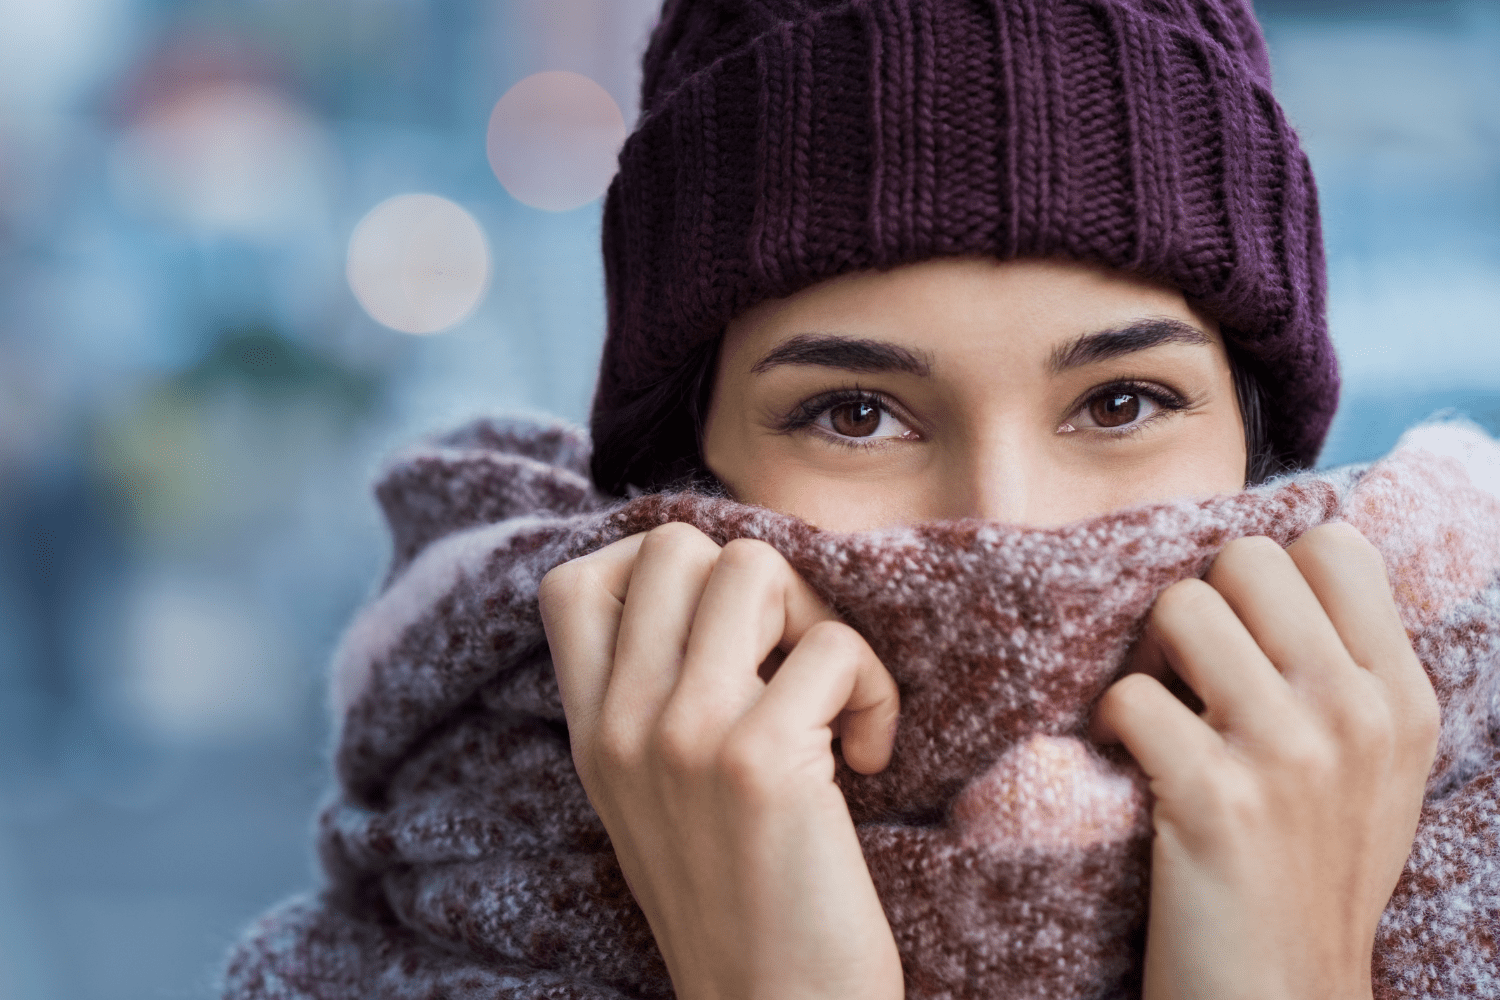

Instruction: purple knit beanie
[591,0,1337,493]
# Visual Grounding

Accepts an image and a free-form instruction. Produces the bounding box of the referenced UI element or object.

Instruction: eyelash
[775,381,1193,447]
[1066,379,1193,439]
[774,388,914,448]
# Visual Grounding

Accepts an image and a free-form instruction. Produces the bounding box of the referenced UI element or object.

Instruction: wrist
[1141,951,1375,1000]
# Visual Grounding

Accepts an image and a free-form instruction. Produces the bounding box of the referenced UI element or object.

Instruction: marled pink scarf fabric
[223,418,1500,1000]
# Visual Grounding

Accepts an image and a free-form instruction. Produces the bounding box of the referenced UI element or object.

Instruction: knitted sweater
[223,418,1500,1000]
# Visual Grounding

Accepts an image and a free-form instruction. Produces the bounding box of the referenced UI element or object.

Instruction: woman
[542,258,1437,1000]
[538,1,1436,997]
[225,1,1483,997]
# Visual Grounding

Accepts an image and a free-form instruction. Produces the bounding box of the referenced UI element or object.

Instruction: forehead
[719,256,1223,368]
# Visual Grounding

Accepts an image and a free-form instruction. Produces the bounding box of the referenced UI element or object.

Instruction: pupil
[1090,392,1139,428]
[831,401,881,437]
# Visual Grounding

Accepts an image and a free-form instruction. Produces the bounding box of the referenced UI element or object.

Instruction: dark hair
[1228,340,1296,487]
[591,334,1295,497]
[591,338,724,496]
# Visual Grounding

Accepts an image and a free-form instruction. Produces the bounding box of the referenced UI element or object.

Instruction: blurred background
[0,0,1495,997]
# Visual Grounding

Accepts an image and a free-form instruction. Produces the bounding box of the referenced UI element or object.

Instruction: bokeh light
[486,70,626,212]
[0,0,128,115]
[346,193,491,335]
[3,2,1499,998]
[109,81,334,238]
[121,574,298,742]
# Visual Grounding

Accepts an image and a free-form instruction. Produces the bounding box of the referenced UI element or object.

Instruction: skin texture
[1094,528,1438,1000]
[539,257,1439,1000]
[703,257,1247,528]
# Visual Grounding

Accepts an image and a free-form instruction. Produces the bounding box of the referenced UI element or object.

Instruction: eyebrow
[750,333,933,376]
[1048,318,1211,373]
[749,319,1209,378]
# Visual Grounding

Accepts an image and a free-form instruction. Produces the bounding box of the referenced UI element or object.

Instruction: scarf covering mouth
[223,418,1500,1000]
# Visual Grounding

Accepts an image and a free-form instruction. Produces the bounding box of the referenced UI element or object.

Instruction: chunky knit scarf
[223,418,1500,1000]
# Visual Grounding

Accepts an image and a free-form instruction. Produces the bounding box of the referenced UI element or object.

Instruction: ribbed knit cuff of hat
[592,0,1338,494]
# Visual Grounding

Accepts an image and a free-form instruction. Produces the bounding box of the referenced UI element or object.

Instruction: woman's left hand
[1093,522,1441,1000]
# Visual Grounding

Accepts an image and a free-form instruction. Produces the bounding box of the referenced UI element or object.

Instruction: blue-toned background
[0,1,1496,997]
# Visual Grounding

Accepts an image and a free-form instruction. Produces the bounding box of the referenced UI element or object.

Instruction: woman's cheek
[1064,444,1246,517]
[746,456,938,532]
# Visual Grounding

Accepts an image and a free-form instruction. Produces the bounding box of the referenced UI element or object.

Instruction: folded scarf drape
[222,418,1500,1000]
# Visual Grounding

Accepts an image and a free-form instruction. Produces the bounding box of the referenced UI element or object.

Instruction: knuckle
[715,728,780,802]
[1206,772,1266,831]
[640,521,714,558]
[1338,710,1392,767]
[1303,520,1373,552]
[1336,694,1399,756]
[1273,729,1339,782]
[1222,534,1283,561]
[1402,680,1442,754]
[538,559,585,609]
[1208,534,1285,582]
[649,711,711,776]
[1296,521,1387,574]
[568,752,611,806]
[539,562,609,636]
[592,715,644,773]
[1151,577,1219,624]
[569,743,595,786]
[717,537,785,576]
[1106,670,1161,710]
[1095,672,1164,733]
[1415,698,1442,750]
[1173,757,1262,835]
[1190,751,1241,798]
[801,619,868,659]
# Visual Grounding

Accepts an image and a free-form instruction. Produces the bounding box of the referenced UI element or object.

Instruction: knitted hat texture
[592,0,1337,491]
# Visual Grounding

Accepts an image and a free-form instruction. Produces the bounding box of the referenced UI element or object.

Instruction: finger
[1132,578,1289,731]
[1287,523,1440,751]
[745,620,900,774]
[1205,535,1355,690]
[1091,672,1223,781]
[606,523,722,726]
[1285,523,1417,683]
[675,538,837,718]
[538,533,646,732]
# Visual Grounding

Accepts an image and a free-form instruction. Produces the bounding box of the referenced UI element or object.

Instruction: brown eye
[1088,391,1140,428]
[829,400,883,437]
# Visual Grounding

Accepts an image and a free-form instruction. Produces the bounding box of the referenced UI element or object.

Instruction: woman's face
[702,257,1247,531]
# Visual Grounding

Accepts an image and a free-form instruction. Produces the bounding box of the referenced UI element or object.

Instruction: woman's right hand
[538,522,904,1000]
